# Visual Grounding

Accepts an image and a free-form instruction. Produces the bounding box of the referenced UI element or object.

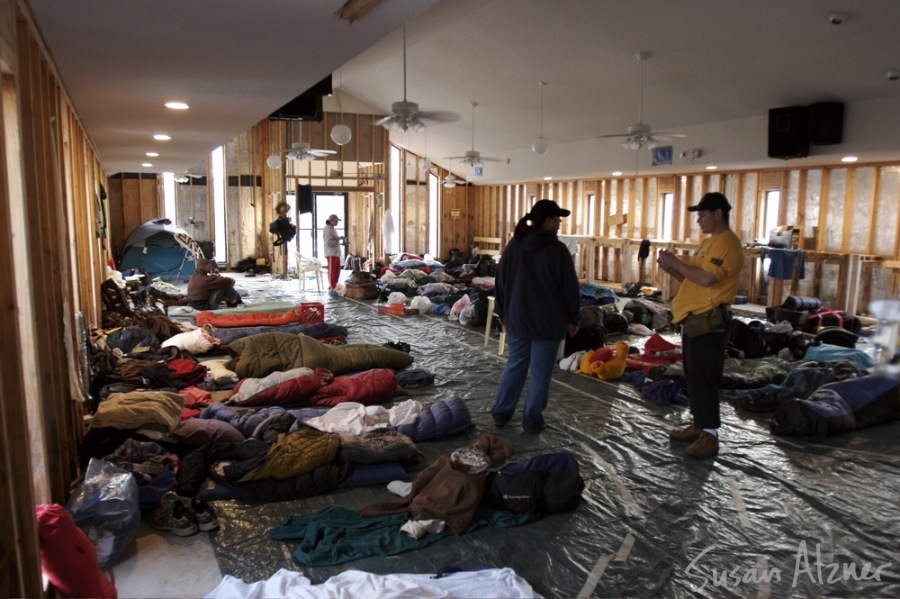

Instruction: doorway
[296,192,347,265]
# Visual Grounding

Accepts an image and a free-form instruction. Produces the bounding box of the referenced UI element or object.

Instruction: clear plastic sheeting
[203,276,900,598]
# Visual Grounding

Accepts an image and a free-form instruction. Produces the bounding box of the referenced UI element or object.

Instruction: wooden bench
[472,236,502,258]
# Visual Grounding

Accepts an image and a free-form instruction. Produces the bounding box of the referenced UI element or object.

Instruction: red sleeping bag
[195,307,306,328]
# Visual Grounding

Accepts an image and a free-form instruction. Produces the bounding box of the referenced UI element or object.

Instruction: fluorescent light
[841,156,858,163]
[165,101,189,110]
[146,152,159,157]
[153,134,171,141]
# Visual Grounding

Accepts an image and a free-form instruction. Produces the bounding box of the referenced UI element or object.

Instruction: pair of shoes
[150,492,198,536]
[187,497,219,532]
[685,431,719,458]
[150,492,219,535]
[329,289,340,298]
[669,424,703,442]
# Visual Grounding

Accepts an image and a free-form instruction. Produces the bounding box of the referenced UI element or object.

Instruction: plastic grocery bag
[66,458,140,568]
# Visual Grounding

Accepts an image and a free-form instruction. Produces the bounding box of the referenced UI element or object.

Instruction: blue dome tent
[118,218,204,282]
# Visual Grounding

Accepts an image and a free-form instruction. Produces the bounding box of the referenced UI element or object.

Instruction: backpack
[730,319,766,358]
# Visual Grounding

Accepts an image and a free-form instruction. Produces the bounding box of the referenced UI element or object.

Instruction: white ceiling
[26,0,900,183]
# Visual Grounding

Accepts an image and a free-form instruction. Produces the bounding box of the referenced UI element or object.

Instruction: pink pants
[326,256,341,290]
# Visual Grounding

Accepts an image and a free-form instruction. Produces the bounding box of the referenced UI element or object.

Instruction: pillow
[203,358,239,386]
[35,503,118,599]
[172,418,245,446]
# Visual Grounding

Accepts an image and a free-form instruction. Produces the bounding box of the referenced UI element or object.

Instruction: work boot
[669,424,702,442]
[685,431,719,459]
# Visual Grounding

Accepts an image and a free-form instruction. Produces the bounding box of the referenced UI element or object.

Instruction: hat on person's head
[328,214,341,223]
[528,199,570,220]
[688,192,731,213]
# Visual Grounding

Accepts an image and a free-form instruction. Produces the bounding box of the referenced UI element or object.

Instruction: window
[388,145,401,255]
[428,172,439,257]
[162,172,176,220]
[660,192,674,240]
[587,193,596,236]
[211,146,227,262]
[760,190,781,243]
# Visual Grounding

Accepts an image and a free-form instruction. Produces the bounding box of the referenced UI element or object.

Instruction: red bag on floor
[36,504,118,599]
[802,306,861,334]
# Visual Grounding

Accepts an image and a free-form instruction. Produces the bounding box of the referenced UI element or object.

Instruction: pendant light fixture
[330,68,352,146]
[531,81,549,155]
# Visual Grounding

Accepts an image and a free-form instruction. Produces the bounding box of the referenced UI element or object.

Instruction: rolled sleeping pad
[782,296,822,311]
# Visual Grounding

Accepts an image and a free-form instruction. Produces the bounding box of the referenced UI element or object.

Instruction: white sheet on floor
[204,567,543,599]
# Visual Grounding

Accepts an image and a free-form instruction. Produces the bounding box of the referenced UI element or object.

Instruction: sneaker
[189,497,219,532]
[685,431,719,459]
[150,493,198,536]
[669,424,703,442]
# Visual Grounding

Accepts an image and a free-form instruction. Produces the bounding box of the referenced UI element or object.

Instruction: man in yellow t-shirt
[657,192,743,459]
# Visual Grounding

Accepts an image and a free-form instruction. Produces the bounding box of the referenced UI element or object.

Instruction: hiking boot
[150,493,198,536]
[669,424,703,442]
[189,497,219,532]
[685,431,719,459]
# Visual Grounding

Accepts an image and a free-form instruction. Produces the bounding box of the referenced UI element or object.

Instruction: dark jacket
[187,258,235,301]
[494,229,580,340]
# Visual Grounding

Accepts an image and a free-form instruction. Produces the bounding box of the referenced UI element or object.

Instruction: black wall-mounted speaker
[808,102,844,145]
[768,106,809,159]
[297,184,313,214]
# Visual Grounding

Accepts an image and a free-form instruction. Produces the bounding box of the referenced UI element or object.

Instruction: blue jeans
[491,334,560,431]
[190,285,242,311]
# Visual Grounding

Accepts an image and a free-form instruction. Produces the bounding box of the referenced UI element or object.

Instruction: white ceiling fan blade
[598,132,634,139]
[649,133,688,140]
[309,149,337,156]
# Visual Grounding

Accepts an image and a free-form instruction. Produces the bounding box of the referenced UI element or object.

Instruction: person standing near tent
[323,214,344,294]
[187,258,244,310]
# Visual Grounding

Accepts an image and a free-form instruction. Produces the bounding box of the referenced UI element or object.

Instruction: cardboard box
[298,302,324,323]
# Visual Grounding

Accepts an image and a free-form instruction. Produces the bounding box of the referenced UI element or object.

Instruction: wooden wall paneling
[1,67,44,599]
[21,26,78,502]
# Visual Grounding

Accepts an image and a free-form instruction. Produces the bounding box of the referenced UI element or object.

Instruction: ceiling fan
[173,171,205,183]
[599,52,687,150]
[448,102,501,171]
[275,140,337,162]
[377,23,457,133]
[441,159,467,188]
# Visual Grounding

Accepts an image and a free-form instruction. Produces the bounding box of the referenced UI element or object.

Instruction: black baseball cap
[688,192,731,213]
[529,199,570,219]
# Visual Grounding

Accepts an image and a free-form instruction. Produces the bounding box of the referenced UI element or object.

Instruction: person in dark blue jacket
[491,199,581,434]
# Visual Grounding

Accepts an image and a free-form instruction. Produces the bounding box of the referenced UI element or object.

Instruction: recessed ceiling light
[153,133,171,141]
[543,176,552,181]
[141,162,153,167]
[165,101,189,110]
[706,165,718,170]
[841,156,858,163]
[146,152,159,157]
[612,171,623,176]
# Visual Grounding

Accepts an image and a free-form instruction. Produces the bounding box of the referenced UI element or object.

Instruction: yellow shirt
[671,229,743,323]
